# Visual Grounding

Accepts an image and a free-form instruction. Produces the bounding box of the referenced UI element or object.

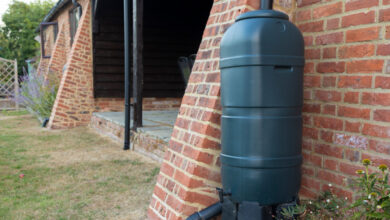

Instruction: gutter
[36,0,69,32]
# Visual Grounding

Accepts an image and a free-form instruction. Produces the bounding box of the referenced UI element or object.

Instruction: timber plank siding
[93,0,212,98]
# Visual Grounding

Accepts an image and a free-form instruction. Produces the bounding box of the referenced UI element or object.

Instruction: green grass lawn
[0,111,159,220]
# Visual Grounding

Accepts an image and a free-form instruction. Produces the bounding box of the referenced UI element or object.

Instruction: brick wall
[47,0,94,129]
[94,98,181,112]
[149,0,390,219]
[296,0,390,200]
[148,1,295,219]
[46,23,67,80]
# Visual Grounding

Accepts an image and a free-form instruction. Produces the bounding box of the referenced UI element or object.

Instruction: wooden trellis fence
[0,57,19,110]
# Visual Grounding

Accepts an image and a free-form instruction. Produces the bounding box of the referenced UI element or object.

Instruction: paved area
[93,110,179,142]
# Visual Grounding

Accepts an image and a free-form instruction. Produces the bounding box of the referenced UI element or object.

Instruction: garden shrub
[282,159,390,220]
[15,68,58,120]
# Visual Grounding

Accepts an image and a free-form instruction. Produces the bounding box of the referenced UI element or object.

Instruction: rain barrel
[220,9,305,206]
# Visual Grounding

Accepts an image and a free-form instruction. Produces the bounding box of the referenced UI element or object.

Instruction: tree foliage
[0,0,55,73]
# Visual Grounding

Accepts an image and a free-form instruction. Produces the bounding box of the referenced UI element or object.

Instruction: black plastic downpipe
[261,0,273,9]
[123,0,131,151]
[186,203,222,220]
[72,0,83,17]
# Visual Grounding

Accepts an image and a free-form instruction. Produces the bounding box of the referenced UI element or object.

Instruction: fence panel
[0,57,18,109]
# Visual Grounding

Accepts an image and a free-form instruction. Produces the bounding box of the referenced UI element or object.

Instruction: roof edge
[36,0,70,32]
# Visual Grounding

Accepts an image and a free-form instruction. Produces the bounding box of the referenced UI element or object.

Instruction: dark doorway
[93,0,214,98]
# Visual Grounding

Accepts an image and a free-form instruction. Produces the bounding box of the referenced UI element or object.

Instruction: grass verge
[0,112,159,220]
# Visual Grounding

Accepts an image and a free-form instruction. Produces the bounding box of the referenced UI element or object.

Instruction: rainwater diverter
[187,1,304,219]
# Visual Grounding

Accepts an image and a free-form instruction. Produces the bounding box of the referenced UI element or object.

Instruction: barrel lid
[236,10,289,21]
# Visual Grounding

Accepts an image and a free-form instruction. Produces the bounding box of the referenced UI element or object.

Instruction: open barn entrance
[93,0,213,99]
[91,0,213,156]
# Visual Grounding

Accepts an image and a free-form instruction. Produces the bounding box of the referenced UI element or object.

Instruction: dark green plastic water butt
[220,10,305,206]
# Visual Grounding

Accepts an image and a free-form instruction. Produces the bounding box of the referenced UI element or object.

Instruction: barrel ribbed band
[220,55,305,69]
[220,154,303,168]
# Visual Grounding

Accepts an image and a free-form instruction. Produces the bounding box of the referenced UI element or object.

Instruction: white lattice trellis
[0,57,18,109]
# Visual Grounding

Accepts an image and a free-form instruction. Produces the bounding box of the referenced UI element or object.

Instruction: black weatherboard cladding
[93,0,213,98]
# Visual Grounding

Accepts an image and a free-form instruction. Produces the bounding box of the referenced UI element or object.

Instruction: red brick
[362,92,390,106]
[339,44,375,58]
[338,75,372,89]
[296,9,311,22]
[322,47,336,59]
[322,76,336,87]
[316,62,345,73]
[160,162,175,177]
[298,20,324,33]
[297,0,321,7]
[374,109,390,122]
[153,185,168,201]
[304,62,314,73]
[346,27,380,42]
[320,130,334,143]
[304,36,313,46]
[314,116,343,131]
[322,104,336,115]
[186,162,221,183]
[305,48,321,60]
[345,0,378,11]
[362,123,390,138]
[324,158,338,170]
[327,18,340,30]
[304,75,321,88]
[316,32,344,45]
[369,140,390,155]
[179,189,218,207]
[385,0,390,5]
[377,44,390,56]
[302,176,321,191]
[342,11,375,27]
[303,90,312,100]
[303,115,312,125]
[302,151,322,166]
[317,169,345,185]
[343,92,359,104]
[339,162,363,176]
[386,26,390,39]
[338,106,370,119]
[303,103,321,113]
[299,187,317,199]
[302,165,315,176]
[302,139,313,151]
[345,121,361,133]
[380,8,390,22]
[346,60,384,73]
[313,2,342,19]
[315,90,342,102]
[303,126,319,139]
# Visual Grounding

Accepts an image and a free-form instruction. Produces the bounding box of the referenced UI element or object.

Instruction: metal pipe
[132,0,144,130]
[72,0,83,17]
[123,0,131,151]
[261,0,273,9]
[186,203,222,220]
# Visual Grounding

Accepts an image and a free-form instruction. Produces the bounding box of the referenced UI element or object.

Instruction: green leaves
[282,159,390,219]
[0,0,55,74]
